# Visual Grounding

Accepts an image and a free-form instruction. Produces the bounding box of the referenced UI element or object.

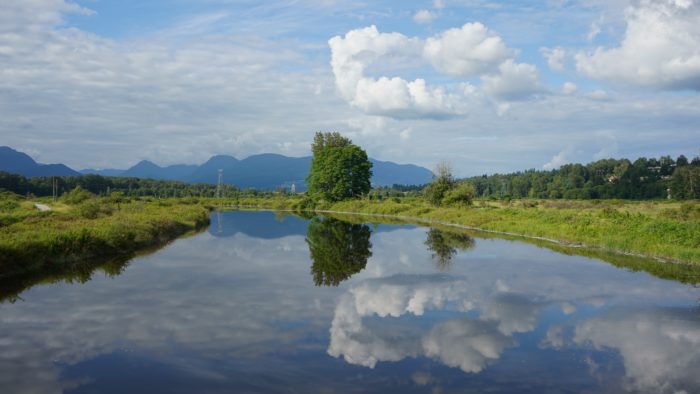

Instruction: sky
[0,0,699,175]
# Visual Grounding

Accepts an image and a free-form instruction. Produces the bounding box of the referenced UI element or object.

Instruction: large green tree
[306,132,373,202]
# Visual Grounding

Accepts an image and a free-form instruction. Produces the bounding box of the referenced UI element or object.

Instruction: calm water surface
[1,211,699,393]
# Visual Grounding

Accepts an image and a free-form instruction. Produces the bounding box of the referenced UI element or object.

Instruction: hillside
[0,146,80,178]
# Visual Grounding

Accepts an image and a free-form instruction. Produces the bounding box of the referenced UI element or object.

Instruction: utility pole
[216,169,224,199]
[52,177,58,202]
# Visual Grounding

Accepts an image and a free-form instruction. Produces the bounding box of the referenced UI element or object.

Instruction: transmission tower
[216,169,224,198]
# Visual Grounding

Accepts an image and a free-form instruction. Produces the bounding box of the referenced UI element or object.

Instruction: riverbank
[0,195,210,279]
[229,196,700,266]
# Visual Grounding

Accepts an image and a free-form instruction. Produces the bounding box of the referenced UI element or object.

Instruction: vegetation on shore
[227,194,700,266]
[0,190,210,280]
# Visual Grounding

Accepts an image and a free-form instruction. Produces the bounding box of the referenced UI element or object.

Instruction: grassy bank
[0,194,210,280]
[228,196,700,266]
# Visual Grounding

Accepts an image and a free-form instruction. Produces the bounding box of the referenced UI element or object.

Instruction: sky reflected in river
[1,211,699,393]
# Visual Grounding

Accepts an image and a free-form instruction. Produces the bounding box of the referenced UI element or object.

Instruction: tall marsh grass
[0,195,210,279]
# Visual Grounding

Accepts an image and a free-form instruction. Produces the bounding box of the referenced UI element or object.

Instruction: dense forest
[0,172,244,198]
[462,155,700,200]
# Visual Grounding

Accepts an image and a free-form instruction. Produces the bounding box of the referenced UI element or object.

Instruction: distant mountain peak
[0,146,80,177]
[132,159,160,168]
[0,146,432,187]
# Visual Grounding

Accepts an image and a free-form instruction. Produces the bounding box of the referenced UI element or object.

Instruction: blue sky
[1,0,699,175]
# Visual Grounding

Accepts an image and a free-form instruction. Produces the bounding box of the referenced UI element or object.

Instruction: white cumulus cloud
[576,0,700,90]
[329,26,462,119]
[328,23,541,119]
[540,46,567,71]
[414,9,437,24]
[543,148,571,170]
[574,307,700,393]
[481,59,543,101]
[423,22,513,77]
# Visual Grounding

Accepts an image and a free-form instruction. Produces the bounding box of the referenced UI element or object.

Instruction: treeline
[462,155,700,200]
[0,172,246,198]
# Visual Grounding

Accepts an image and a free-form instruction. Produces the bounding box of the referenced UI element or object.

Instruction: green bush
[0,200,20,212]
[62,186,94,205]
[442,182,476,207]
[75,200,114,219]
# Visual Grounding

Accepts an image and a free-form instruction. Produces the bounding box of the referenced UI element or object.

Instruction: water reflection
[1,211,700,393]
[208,210,308,239]
[424,228,475,271]
[327,275,541,373]
[306,217,372,286]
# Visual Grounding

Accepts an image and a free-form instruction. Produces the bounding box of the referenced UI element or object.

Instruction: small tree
[307,132,373,202]
[424,161,455,206]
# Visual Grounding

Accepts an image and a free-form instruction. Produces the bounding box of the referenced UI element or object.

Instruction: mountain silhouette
[1,146,432,188]
[0,146,80,177]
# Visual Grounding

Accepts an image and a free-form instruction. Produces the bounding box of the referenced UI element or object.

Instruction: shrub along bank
[0,193,210,279]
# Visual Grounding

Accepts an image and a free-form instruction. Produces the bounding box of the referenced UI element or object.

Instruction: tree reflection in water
[424,228,475,271]
[305,217,372,287]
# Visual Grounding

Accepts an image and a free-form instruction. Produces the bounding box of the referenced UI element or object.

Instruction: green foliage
[311,131,352,156]
[442,182,475,207]
[306,132,373,202]
[424,177,453,206]
[670,166,700,200]
[62,186,94,204]
[75,199,114,219]
[462,154,700,201]
[0,199,19,212]
[0,171,239,199]
[305,217,372,286]
[424,162,456,206]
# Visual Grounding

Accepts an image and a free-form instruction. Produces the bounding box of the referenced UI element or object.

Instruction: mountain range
[0,146,432,189]
[0,146,80,178]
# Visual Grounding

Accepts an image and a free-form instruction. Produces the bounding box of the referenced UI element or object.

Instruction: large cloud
[422,318,513,373]
[423,22,513,77]
[481,59,543,101]
[327,275,541,372]
[573,307,700,393]
[576,0,700,90]
[328,23,542,119]
[329,26,466,119]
